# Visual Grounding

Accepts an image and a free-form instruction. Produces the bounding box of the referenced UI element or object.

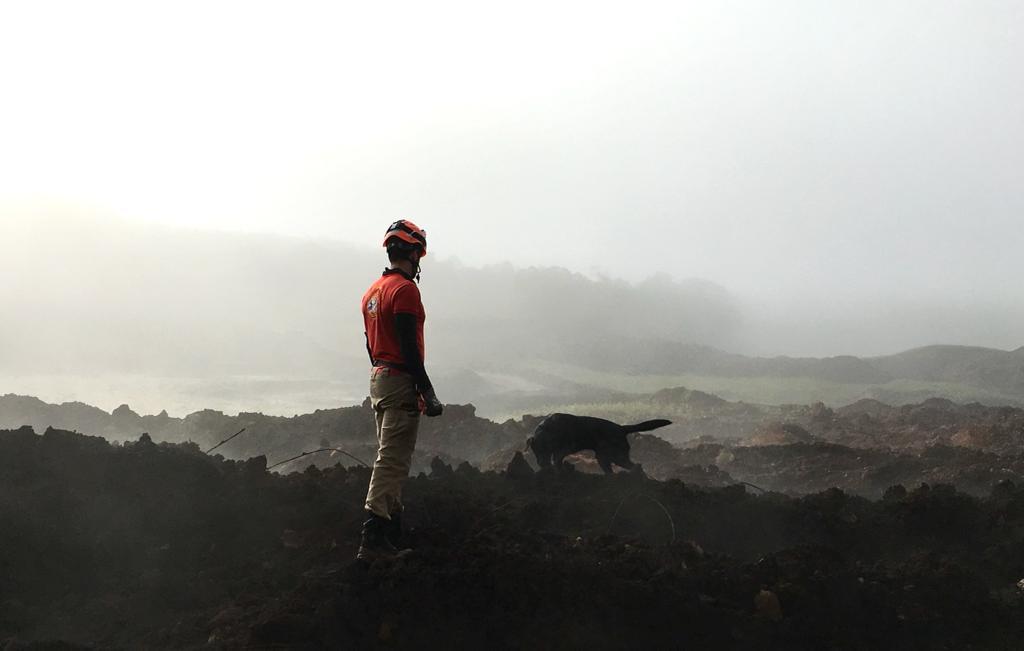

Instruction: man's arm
[395,313,443,416]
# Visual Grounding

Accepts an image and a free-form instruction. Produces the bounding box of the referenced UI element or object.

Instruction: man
[358,219,444,561]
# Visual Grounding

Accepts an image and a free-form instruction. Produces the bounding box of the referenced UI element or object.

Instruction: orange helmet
[383,219,427,257]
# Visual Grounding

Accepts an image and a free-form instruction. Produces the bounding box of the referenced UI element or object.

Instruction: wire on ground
[205,428,247,455]
[268,447,371,471]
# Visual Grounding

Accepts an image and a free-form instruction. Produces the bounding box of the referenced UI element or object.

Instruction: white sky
[2,0,1022,303]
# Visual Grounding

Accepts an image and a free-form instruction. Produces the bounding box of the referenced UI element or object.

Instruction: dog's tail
[622,419,672,434]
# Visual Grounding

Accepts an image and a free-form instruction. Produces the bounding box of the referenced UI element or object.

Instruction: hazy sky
[3,0,1022,304]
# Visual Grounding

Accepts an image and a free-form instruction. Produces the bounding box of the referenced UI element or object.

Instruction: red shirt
[362,270,425,366]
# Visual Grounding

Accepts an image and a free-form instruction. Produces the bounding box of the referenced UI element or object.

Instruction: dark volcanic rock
[505,451,533,479]
[3,428,1024,648]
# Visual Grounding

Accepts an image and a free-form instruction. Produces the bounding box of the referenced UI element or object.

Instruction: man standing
[358,219,443,561]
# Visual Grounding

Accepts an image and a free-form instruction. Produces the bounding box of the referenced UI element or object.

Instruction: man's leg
[365,371,419,517]
[359,370,419,560]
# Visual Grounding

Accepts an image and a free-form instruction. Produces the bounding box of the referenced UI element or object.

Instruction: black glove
[421,387,443,417]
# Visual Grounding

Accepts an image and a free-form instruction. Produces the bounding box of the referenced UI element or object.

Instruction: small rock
[754,589,782,621]
[281,529,303,549]
[208,606,244,628]
[430,456,454,477]
[684,541,705,557]
[506,451,534,479]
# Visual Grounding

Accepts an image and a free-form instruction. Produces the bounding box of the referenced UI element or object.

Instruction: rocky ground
[4,426,1024,649]
[9,391,1024,501]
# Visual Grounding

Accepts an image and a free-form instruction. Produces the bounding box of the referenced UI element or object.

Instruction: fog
[1,212,1021,414]
[2,1,1022,413]
[4,2,1023,296]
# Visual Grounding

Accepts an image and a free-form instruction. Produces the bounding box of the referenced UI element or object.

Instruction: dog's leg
[529,437,550,469]
[552,449,569,470]
[533,450,550,468]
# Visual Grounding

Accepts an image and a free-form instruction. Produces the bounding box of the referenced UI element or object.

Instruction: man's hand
[421,387,444,417]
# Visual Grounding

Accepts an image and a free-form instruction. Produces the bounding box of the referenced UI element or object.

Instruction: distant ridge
[558,342,1024,403]
[867,345,1024,396]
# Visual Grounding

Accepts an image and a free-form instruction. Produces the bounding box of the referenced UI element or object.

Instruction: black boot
[356,513,397,562]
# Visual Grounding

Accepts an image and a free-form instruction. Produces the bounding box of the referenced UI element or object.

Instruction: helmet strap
[410,252,421,283]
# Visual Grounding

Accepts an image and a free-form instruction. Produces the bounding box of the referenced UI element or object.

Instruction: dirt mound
[746,422,818,446]
[669,440,1024,497]
[4,427,1024,649]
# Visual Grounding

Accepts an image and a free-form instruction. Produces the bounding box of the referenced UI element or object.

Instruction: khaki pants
[364,367,420,518]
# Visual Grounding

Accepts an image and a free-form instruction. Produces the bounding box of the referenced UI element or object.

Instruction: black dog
[527,413,671,474]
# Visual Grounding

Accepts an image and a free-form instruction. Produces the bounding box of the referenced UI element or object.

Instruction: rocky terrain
[0,394,528,478]
[6,390,1024,500]
[4,425,1024,650]
[5,390,1024,647]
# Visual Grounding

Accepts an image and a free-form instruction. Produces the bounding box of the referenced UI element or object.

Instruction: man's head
[383,220,427,261]
[387,242,421,265]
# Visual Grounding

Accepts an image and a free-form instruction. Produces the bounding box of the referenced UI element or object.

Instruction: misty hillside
[554,340,1024,402]
[1,216,1022,415]
[0,216,738,374]
[872,345,1024,392]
